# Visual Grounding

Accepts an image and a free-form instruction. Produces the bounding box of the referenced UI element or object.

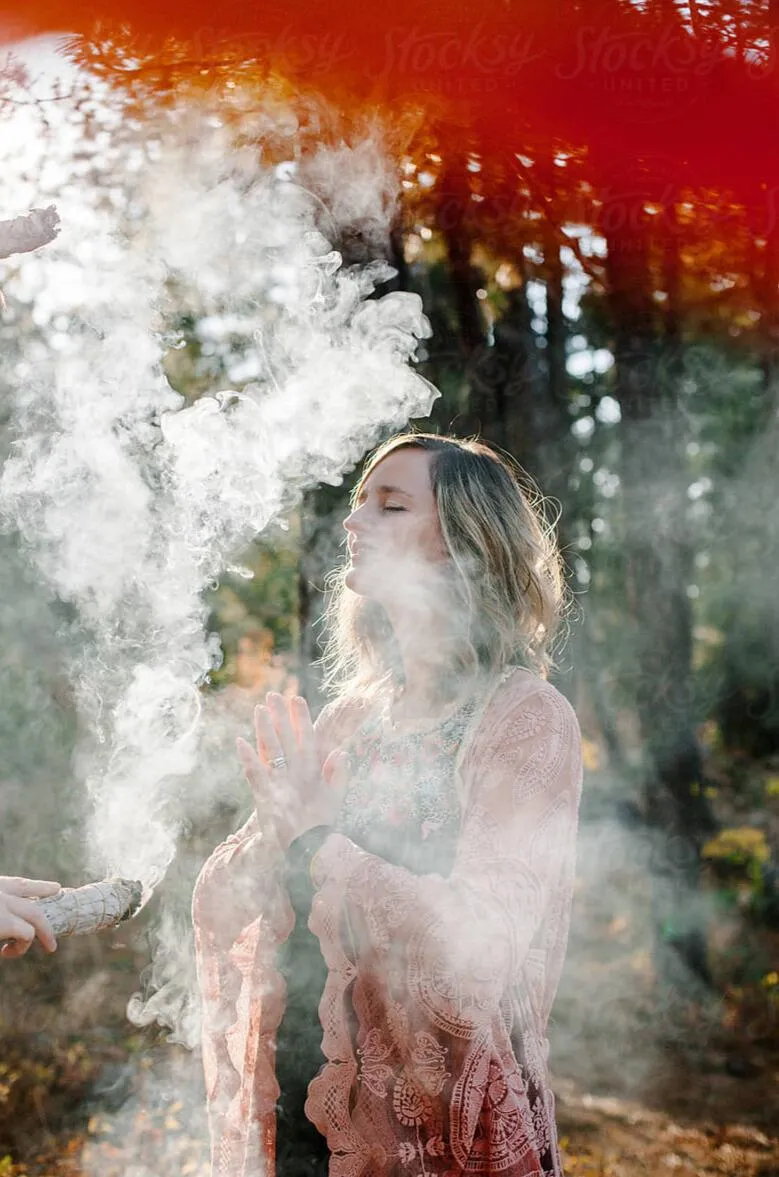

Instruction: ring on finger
[269,755,288,771]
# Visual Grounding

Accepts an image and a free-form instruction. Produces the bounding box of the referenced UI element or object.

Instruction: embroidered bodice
[335,696,478,874]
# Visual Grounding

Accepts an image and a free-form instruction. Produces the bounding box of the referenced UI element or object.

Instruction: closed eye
[382,505,406,512]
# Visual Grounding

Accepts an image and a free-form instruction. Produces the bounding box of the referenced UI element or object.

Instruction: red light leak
[2,0,779,202]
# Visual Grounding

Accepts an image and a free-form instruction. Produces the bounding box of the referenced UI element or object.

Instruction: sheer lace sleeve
[191,796,290,1173]
[309,677,583,1034]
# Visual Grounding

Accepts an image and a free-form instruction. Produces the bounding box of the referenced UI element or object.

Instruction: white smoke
[0,52,436,1036]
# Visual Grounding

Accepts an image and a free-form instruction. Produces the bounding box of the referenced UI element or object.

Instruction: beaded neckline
[380,689,478,739]
[346,693,476,753]
[381,696,477,743]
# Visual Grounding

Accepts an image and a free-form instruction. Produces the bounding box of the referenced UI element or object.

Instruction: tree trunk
[715,203,779,758]
[757,217,779,413]
[435,155,492,436]
[603,193,717,997]
[435,157,487,362]
[530,217,578,695]
[474,275,534,455]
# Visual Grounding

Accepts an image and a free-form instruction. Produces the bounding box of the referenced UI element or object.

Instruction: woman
[193,433,583,1177]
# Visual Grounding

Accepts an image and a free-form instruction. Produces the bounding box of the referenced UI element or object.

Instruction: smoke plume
[0,49,435,1039]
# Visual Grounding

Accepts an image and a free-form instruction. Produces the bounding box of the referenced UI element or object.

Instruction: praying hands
[236,692,349,847]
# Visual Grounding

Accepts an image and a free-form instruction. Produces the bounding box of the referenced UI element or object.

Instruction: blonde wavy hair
[318,432,571,703]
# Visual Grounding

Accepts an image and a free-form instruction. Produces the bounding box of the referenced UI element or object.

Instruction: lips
[349,543,373,562]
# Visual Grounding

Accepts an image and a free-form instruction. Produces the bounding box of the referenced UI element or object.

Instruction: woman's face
[343,448,449,602]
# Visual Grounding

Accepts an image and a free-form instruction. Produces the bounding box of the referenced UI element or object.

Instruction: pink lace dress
[192,667,583,1177]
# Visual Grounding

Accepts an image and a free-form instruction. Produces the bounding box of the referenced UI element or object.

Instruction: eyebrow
[376,484,413,497]
[356,484,414,501]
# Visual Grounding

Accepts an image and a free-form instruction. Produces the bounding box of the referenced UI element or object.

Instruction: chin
[345,562,371,597]
[345,561,381,599]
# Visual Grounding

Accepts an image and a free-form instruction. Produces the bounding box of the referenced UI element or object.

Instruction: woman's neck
[390,642,480,720]
[391,672,442,719]
[380,602,483,718]
[390,620,448,709]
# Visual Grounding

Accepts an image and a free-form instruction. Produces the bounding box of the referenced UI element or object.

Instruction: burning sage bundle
[34,878,143,938]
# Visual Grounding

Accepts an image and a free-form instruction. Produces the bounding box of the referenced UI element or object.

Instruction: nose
[343,503,366,536]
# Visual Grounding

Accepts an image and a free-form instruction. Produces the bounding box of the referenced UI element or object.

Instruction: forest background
[0,1,778,1175]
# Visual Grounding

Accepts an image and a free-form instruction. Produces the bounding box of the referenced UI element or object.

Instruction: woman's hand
[237,693,349,846]
[0,877,60,958]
